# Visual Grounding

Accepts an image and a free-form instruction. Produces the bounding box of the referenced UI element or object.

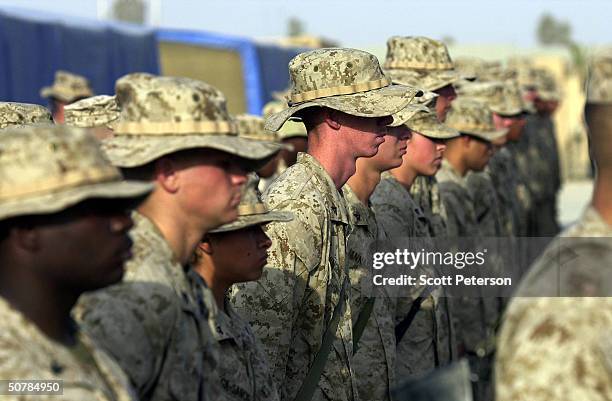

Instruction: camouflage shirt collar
[438,159,468,188]
[342,184,376,228]
[296,152,350,224]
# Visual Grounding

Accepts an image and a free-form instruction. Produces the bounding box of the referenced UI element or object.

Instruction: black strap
[352,296,376,354]
[395,286,435,343]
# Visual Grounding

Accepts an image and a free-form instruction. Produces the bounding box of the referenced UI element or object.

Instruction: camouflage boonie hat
[453,57,501,82]
[445,98,508,141]
[586,48,612,104]
[209,174,293,233]
[236,114,279,142]
[393,108,459,139]
[103,73,282,168]
[64,95,120,128]
[383,36,469,91]
[0,124,152,221]
[40,70,94,103]
[265,48,422,132]
[457,81,523,116]
[533,68,561,101]
[262,100,307,139]
[0,102,52,129]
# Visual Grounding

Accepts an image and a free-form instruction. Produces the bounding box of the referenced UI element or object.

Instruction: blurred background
[0,0,608,224]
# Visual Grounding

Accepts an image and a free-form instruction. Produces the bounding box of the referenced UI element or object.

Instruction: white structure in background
[96,0,161,26]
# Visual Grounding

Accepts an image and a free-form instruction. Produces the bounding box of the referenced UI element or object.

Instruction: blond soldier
[77,73,282,401]
[40,70,94,123]
[496,49,612,401]
[371,107,459,382]
[344,100,424,400]
[0,102,52,129]
[262,100,308,171]
[195,175,292,401]
[64,95,119,140]
[231,48,420,401]
[0,125,152,401]
[236,114,284,192]
[439,98,507,401]
[383,36,464,237]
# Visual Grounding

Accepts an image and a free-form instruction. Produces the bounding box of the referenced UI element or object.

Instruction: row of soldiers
[0,35,609,401]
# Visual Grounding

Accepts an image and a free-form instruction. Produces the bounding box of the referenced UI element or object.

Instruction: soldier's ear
[323,109,342,130]
[199,236,214,255]
[154,157,180,193]
[11,225,41,253]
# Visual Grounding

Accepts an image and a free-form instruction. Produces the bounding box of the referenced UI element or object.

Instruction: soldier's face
[466,137,493,171]
[405,132,446,176]
[25,198,136,292]
[335,112,392,158]
[506,116,527,141]
[433,85,457,122]
[374,126,411,170]
[207,225,272,283]
[173,150,248,232]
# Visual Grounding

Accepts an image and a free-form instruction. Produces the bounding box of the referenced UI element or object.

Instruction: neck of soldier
[138,195,203,266]
[193,262,228,312]
[0,257,77,345]
[390,163,418,190]
[307,132,357,190]
[592,171,612,226]
[347,158,383,204]
[443,147,468,177]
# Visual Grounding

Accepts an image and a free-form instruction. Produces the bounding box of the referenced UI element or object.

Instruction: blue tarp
[0,7,159,105]
[158,29,303,115]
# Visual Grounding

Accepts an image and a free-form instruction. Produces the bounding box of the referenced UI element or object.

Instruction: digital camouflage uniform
[77,73,281,401]
[0,124,152,401]
[64,95,120,128]
[0,298,137,401]
[382,36,465,239]
[343,185,395,401]
[441,99,508,401]
[231,48,418,401]
[40,70,94,103]
[0,102,52,129]
[496,48,612,401]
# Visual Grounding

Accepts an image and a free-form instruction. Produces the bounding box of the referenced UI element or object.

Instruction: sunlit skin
[585,103,612,226]
[194,225,272,309]
[304,108,392,189]
[390,130,447,189]
[433,84,458,122]
[137,148,248,265]
[444,135,494,176]
[0,197,138,346]
[347,125,410,204]
[51,99,66,123]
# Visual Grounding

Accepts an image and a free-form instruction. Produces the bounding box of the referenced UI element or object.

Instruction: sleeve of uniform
[438,183,464,237]
[230,198,323,391]
[76,279,178,396]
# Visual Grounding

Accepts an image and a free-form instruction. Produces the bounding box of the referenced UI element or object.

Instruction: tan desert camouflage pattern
[262,100,308,139]
[410,175,449,237]
[457,80,523,116]
[77,212,222,401]
[0,124,151,221]
[64,95,119,128]
[445,98,508,141]
[383,36,462,91]
[343,185,395,401]
[392,108,459,139]
[586,48,612,103]
[453,57,502,82]
[230,153,358,401]
[103,73,281,168]
[0,297,137,401]
[213,300,280,401]
[265,48,420,132]
[40,70,94,103]
[0,102,52,129]
[533,68,561,101]
[370,173,456,380]
[236,114,279,142]
[496,207,612,401]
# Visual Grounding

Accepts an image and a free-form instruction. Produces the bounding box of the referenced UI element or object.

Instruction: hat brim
[537,91,561,102]
[386,69,464,92]
[490,104,523,117]
[209,210,294,233]
[277,120,308,139]
[0,180,153,221]
[102,134,283,170]
[463,128,508,142]
[40,87,93,103]
[412,122,460,139]
[265,84,421,132]
[389,104,431,127]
